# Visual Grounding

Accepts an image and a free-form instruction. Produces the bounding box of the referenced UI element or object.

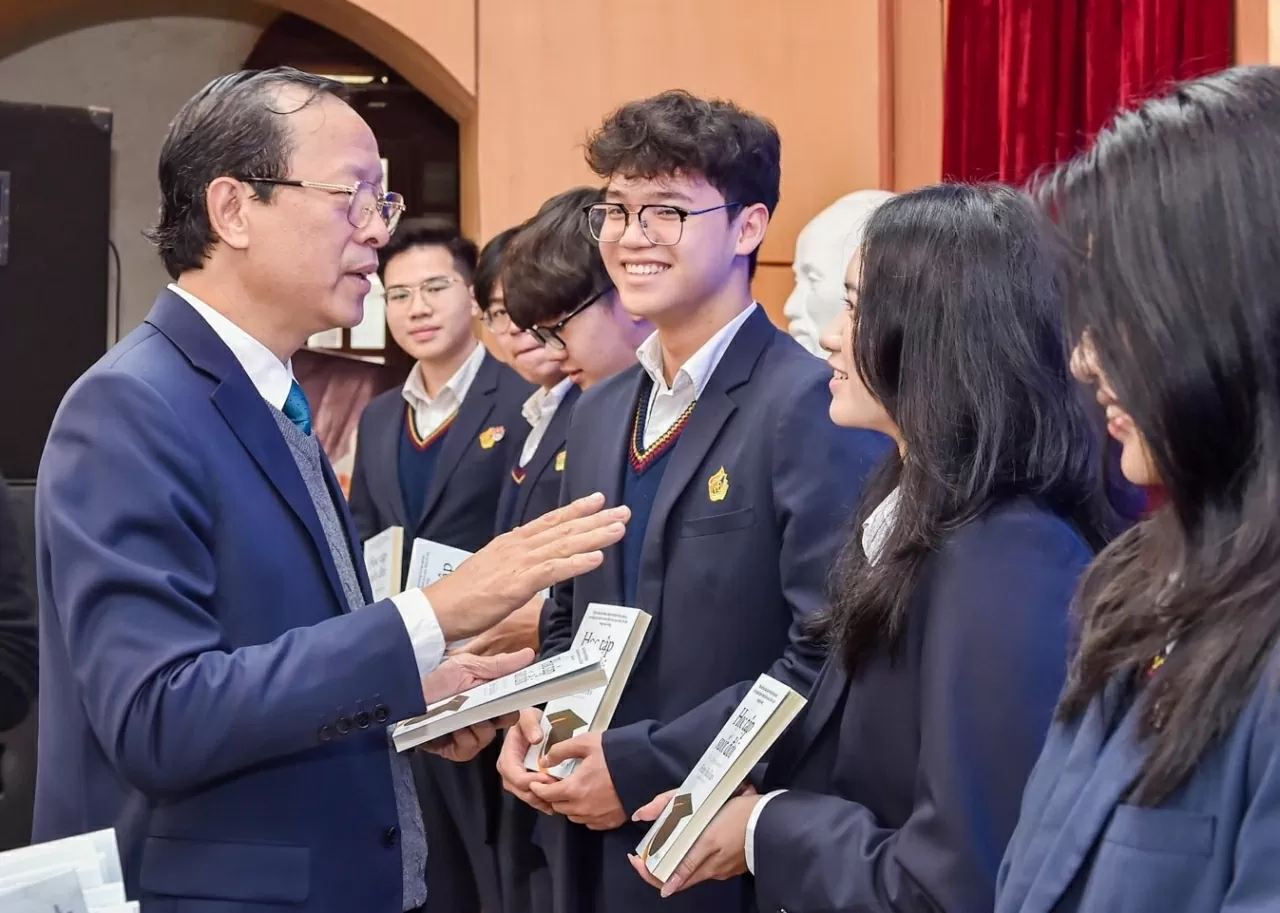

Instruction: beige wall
[0,0,946,329]
[0,8,272,334]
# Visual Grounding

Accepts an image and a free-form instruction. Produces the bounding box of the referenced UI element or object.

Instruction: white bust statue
[783,189,896,355]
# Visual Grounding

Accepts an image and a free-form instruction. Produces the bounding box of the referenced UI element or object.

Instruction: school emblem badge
[555,450,567,472]
[708,466,729,502]
[479,426,506,450]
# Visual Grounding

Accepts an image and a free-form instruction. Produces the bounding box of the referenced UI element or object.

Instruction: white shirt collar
[168,283,295,410]
[862,487,901,565]
[522,377,574,429]
[635,302,758,399]
[402,342,486,413]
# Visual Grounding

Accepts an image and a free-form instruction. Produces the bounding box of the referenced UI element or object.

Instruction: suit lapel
[146,290,349,611]
[415,352,500,533]
[591,374,639,604]
[375,396,409,529]
[513,385,580,524]
[632,309,774,655]
[1021,678,1148,913]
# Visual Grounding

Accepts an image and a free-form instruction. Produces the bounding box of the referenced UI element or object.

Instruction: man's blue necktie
[283,379,313,436]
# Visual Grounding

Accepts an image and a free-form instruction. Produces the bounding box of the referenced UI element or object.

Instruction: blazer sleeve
[752,513,1086,913]
[1224,672,1280,910]
[40,370,427,796]
[603,372,889,814]
[346,408,379,544]
[0,476,38,732]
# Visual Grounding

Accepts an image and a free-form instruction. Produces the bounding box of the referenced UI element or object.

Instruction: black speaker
[0,101,112,483]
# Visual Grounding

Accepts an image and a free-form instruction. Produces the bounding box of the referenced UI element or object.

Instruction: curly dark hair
[584,89,781,275]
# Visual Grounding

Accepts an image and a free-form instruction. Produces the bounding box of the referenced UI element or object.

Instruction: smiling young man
[347,219,535,913]
[497,91,890,913]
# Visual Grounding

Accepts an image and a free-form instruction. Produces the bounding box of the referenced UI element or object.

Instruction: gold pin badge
[479,426,506,450]
[708,466,729,502]
[554,450,567,472]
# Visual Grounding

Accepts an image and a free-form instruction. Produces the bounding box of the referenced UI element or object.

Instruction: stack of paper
[0,828,136,912]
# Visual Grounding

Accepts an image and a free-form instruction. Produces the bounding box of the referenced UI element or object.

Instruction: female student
[630,183,1117,911]
[996,66,1280,913]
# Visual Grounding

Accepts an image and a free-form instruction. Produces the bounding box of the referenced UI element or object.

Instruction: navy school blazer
[495,383,582,536]
[749,499,1093,913]
[995,643,1280,913]
[536,306,890,913]
[32,290,431,913]
[347,350,534,557]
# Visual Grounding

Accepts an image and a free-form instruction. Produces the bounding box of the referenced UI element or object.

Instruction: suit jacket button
[383,826,399,847]
[336,716,352,735]
[374,704,390,723]
[318,724,333,742]
[355,710,371,729]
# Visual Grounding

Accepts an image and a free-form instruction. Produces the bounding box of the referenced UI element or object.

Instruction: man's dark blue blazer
[347,350,533,913]
[494,382,581,913]
[32,289,430,913]
[749,499,1091,913]
[536,307,889,913]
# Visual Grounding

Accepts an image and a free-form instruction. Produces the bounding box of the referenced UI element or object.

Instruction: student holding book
[629,184,1118,912]
[346,221,534,913]
[491,185,656,913]
[497,90,888,913]
[994,67,1280,913]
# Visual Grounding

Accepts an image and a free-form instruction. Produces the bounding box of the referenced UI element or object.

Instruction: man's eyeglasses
[482,303,512,333]
[584,202,742,246]
[385,275,463,307]
[528,288,611,350]
[247,178,406,235]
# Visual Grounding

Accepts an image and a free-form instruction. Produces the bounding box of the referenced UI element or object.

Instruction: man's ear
[206,176,254,251]
[734,203,771,260]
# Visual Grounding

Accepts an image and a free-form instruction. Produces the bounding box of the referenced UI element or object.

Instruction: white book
[390,645,608,751]
[523,603,650,778]
[0,869,88,913]
[636,674,807,883]
[404,537,550,650]
[363,525,404,602]
[81,883,125,908]
[89,905,138,913]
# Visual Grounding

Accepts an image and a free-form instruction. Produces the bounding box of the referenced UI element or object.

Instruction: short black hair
[502,186,613,330]
[146,67,348,280]
[474,225,523,313]
[585,89,781,275]
[377,216,478,285]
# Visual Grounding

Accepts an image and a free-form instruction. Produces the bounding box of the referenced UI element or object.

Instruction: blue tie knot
[283,379,313,436]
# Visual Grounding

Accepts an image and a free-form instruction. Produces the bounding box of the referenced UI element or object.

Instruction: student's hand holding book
[417,649,535,762]
[498,707,559,814]
[425,493,628,642]
[627,781,759,897]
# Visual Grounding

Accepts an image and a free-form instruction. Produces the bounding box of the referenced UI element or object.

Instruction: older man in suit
[32,67,626,913]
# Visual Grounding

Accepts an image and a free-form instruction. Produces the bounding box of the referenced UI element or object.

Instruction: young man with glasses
[347,218,536,913]
[497,91,890,913]
[476,187,653,913]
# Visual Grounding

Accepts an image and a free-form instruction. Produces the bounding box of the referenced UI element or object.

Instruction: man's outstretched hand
[424,493,628,641]
[417,649,534,762]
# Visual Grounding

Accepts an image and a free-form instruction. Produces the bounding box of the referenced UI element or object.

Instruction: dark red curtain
[943,0,1234,186]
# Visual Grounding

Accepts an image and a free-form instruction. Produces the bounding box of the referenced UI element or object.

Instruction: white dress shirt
[402,342,486,441]
[634,304,758,449]
[519,377,574,468]
[744,486,902,874]
[169,283,445,678]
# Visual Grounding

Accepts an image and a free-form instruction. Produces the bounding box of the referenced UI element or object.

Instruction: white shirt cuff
[744,789,788,875]
[390,588,446,678]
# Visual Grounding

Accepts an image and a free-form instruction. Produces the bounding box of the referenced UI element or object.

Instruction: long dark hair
[827,184,1115,673]
[1040,65,1280,805]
